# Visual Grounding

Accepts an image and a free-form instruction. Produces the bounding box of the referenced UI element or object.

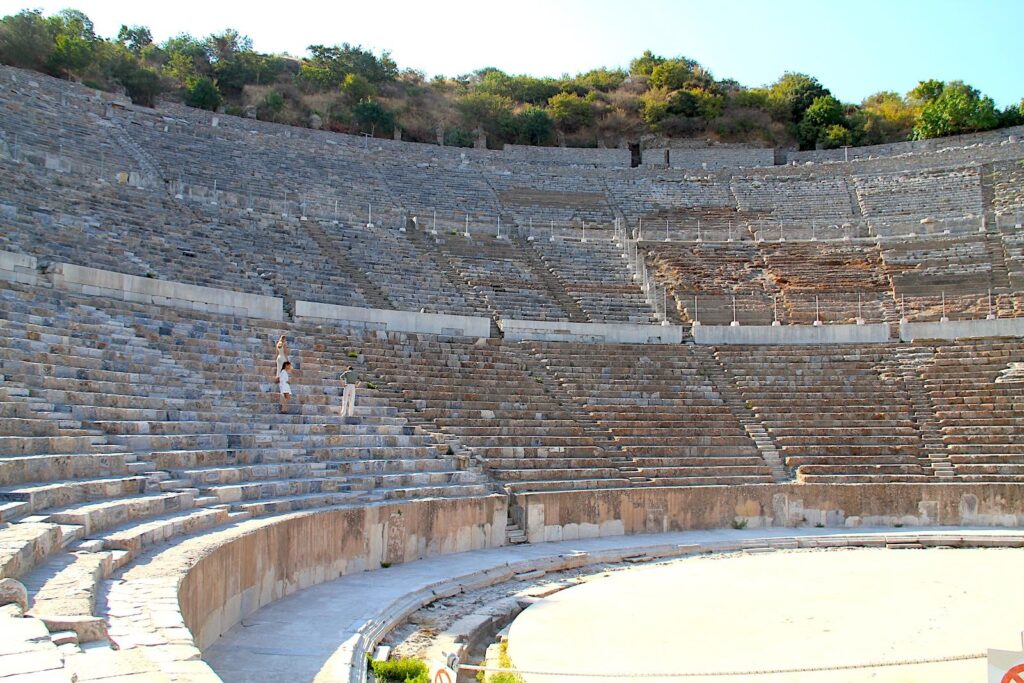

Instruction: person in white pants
[340,366,358,417]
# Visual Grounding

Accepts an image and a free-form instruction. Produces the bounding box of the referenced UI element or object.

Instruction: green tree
[573,68,626,93]
[513,105,553,145]
[161,33,209,85]
[819,124,853,149]
[855,91,917,144]
[911,81,999,139]
[797,95,845,146]
[547,92,595,132]
[258,90,286,120]
[692,89,725,120]
[767,72,830,123]
[184,77,222,110]
[352,98,394,136]
[46,9,98,77]
[298,43,397,91]
[628,50,665,77]
[117,25,152,55]
[205,29,252,63]
[649,58,700,91]
[639,87,671,126]
[340,73,375,103]
[908,79,945,104]
[457,91,514,140]
[0,10,56,71]
[998,101,1024,128]
[475,69,560,105]
[106,47,163,105]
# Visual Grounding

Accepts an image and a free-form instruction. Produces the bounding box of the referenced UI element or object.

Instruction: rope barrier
[457,652,986,678]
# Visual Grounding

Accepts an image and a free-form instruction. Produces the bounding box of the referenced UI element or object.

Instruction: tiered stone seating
[604,171,747,239]
[0,280,483,648]
[880,233,1017,320]
[992,159,1024,222]
[531,343,774,486]
[854,168,984,229]
[534,237,657,323]
[731,174,860,240]
[488,169,616,226]
[916,339,1024,481]
[120,111,399,226]
[646,242,775,324]
[0,65,138,178]
[382,159,501,232]
[760,242,891,324]
[0,161,266,295]
[185,204,372,309]
[363,336,629,491]
[634,206,749,242]
[317,220,490,316]
[714,345,930,483]
[429,233,571,320]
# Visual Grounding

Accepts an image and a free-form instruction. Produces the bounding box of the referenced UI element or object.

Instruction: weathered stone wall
[643,147,775,170]
[500,319,683,344]
[0,250,39,286]
[49,262,284,320]
[295,300,492,338]
[519,483,1024,542]
[693,322,891,345]
[899,317,1024,341]
[786,125,1024,164]
[501,145,631,168]
[179,495,506,650]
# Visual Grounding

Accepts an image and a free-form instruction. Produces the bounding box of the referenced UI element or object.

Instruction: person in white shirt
[275,335,289,376]
[278,361,293,414]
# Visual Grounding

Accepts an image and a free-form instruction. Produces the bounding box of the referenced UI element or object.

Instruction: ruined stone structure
[0,65,1023,681]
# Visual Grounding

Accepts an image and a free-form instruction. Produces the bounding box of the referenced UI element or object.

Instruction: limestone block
[0,578,28,612]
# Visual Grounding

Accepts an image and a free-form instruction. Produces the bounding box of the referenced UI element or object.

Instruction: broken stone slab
[37,614,109,643]
[0,577,29,613]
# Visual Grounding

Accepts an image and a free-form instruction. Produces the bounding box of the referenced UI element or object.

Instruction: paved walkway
[201,526,1023,683]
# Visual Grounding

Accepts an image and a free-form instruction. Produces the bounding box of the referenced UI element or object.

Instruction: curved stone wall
[517,483,1024,542]
[180,496,506,650]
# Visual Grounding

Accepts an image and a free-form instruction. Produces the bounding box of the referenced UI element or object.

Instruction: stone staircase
[690,345,789,482]
[303,218,392,309]
[885,346,955,479]
[515,234,590,323]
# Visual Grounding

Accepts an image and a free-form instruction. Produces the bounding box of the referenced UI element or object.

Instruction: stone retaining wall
[296,300,492,338]
[49,262,284,320]
[499,319,683,344]
[644,147,775,170]
[501,145,630,168]
[180,496,506,650]
[899,317,1024,341]
[0,250,39,286]
[786,125,1024,164]
[692,322,891,345]
[519,483,1024,543]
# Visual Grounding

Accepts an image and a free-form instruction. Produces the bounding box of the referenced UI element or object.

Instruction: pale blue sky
[2,0,1021,106]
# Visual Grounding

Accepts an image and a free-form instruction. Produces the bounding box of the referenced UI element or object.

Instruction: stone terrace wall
[502,145,630,168]
[644,146,776,170]
[520,483,1024,542]
[179,496,506,650]
[786,125,1024,164]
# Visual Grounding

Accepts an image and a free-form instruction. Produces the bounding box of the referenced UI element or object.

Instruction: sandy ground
[507,547,1024,682]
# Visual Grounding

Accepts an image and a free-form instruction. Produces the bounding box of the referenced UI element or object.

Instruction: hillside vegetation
[2,8,1022,151]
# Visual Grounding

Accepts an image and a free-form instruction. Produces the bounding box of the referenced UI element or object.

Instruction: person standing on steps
[275,335,290,376]
[278,361,294,414]
[340,365,359,417]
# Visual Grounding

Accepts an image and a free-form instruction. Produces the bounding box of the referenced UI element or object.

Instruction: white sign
[988,649,1024,683]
